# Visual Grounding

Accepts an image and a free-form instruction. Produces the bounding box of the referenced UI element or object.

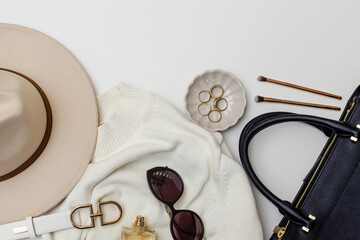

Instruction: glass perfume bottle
[122,216,156,240]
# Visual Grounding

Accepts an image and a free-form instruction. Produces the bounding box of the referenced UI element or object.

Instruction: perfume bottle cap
[132,215,146,232]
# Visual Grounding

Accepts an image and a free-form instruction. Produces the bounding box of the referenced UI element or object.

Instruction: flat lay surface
[1,1,360,239]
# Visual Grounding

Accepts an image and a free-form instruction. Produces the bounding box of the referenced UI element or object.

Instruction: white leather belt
[0,200,123,240]
[0,211,72,240]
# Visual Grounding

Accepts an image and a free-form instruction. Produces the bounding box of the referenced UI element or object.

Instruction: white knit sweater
[36,83,263,240]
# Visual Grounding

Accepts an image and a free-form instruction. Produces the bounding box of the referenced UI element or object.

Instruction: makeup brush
[255,95,341,111]
[257,76,342,100]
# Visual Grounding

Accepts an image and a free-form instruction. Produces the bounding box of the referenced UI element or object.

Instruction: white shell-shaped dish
[185,70,246,131]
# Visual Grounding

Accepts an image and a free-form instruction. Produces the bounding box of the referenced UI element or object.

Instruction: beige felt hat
[0,23,98,224]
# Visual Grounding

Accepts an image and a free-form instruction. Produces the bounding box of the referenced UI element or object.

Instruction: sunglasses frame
[146,166,205,240]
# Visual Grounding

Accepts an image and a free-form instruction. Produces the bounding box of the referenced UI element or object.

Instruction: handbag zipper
[274,101,356,240]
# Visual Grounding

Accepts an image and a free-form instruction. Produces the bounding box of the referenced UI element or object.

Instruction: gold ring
[210,84,224,98]
[198,90,211,103]
[208,110,222,123]
[213,97,228,111]
[197,103,211,116]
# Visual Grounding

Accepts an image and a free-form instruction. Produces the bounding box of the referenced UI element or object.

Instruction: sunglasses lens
[148,168,183,203]
[172,211,204,240]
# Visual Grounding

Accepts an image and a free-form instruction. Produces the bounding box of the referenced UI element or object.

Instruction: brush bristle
[257,76,267,81]
[254,95,264,102]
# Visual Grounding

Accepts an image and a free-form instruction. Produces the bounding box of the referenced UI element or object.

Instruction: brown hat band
[0,68,53,182]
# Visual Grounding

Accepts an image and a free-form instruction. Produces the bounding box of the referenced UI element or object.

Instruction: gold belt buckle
[70,200,123,229]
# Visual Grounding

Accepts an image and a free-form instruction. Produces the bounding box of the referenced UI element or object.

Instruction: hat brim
[0,23,98,224]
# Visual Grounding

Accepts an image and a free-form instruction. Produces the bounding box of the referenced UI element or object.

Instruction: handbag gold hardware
[275,101,356,239]
[350,136,358,142]
[301,215,316,232]
[350,124,360,142]
[70,200,123,229]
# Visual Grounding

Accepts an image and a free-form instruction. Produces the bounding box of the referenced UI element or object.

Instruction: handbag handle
[238,112,360,231]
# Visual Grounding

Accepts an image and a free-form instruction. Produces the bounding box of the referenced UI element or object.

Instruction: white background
[1,1,360,239]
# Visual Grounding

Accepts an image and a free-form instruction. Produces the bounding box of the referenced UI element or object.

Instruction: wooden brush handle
[265,78,342,100]
[263,97,341,110]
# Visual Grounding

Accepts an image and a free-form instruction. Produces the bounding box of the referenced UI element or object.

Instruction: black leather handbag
[239,86,360,240]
